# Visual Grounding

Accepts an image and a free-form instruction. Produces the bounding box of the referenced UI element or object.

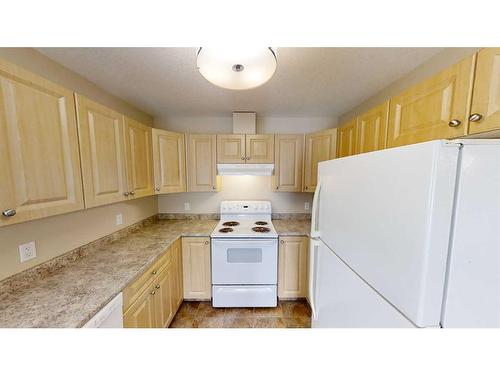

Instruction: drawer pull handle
[2,209,16,217]
[156,284,160,289]
[469,113,483,122]
[448,119,462,127]
[150,290,156,295]
[152,270,157,275]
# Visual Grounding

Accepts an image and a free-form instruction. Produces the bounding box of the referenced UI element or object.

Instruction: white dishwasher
[83,292,124,328]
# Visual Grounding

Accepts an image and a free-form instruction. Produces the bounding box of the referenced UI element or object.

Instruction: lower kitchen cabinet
[278,236,309,299]
[182,237,212,300]
[123,239,182,328]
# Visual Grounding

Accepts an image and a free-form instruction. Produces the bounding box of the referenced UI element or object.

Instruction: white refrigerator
[309,139,500,328]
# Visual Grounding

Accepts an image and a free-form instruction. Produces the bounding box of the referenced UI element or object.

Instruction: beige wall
[338,48,481,124]
[158,176,313,214]
[155,115,336,214]
[0,48,157,281]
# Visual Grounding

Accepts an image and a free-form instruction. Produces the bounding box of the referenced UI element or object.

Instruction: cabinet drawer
[123,246,173,311]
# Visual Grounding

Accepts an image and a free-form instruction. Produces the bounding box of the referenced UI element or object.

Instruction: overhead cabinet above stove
[217,134,274,164]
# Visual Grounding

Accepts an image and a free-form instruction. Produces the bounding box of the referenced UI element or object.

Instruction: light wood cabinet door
[245,134,274,163]
[75,94,128,208]
[387,55,475,147]
[336,119,358,158]
[278,236,309,299]
[468,48,500,135]
[0,59,84,227]
[123,285,156,328]
[124,117,154,199]
[356,101,389,154]
[187,134,219,192]
[151,129,186,194]
[153,265,175,328]
[182,237,211,300]
[274,134,304,192]
[169,239,183,311]
[303,128,337,192]
[217,134,246,163]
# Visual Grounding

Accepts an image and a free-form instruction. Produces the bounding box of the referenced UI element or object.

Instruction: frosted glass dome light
[196,47,277,90]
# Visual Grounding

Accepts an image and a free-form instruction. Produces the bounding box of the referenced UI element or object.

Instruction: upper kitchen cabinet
[217,134,246,163]
[468,48,500,135]
[217,134,274,164]
[273,134,304,192]
[75,94,128,208]
[187,134,220,192]
[387,55,475,147]
[124,117,154,199]
[303,128,337,192]
[245,134,274,163]
[151,129,186,194]
[356,101,389,154]
[336,119,358,158]
[0,59,84,227]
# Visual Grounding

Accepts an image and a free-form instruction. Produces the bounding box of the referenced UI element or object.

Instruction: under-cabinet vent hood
[217,163,274,176]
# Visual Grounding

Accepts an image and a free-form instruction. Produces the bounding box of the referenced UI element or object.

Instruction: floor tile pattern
[170,300,311,328]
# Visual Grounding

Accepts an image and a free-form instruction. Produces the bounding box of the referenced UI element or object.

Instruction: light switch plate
[116,214,123,226]
[305,202,310,210]
[19,241,37,263]
[184,203,191,211]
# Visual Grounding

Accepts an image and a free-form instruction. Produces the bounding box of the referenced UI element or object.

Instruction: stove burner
[222,221,240,227]
[252,226,271,233]
[255,221,268,225]
[219,227,234,233]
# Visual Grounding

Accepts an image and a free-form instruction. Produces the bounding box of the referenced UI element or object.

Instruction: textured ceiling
[37,47,442,119]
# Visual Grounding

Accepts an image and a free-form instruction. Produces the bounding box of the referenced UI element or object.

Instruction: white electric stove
[211,201,278,307]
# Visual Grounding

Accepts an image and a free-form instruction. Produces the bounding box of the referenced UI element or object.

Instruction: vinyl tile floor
[169,300,311,328]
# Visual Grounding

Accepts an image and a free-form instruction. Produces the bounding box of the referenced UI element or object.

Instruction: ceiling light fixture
[196,47,277,90]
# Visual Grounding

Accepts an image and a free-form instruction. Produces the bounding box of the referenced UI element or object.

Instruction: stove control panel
[220,201,272,214]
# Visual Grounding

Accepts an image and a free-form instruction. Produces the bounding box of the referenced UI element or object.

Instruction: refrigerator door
[317,140,460,327]
[442,140,500,327]
[312,240,414,328]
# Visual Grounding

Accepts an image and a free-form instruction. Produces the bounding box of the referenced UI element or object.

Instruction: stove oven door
[211,239,278,285]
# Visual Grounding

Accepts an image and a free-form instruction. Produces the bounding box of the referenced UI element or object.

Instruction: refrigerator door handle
[309,239,320,320]
[310,181,321,238]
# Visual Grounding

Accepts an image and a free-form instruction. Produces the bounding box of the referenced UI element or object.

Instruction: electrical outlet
[19,241,37,263]
[184,202,191,211]
[305,202,310,210]
[116,214,123,226]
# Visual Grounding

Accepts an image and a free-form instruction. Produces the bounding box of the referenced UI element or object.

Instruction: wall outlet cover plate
[19,241,37,263]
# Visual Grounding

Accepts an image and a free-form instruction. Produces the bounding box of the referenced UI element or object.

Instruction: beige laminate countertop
[0,218,310,328]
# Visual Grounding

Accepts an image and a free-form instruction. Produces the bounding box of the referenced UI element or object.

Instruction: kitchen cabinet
[75,94,129,208]
[468,48,500,135]
[336,119,358,158]
[387,55,475,147]
[182,237,212,300]
[151,129,186,194]
[171,239,184,311]
[303,128,337,192]
[0,58,84,227]
[217,134,246,163]
[217,134,274,163]
[123,241,182,328]
[278,236,309,299]
[124,117,154,199]
[273,134,304,192]
[245,134,274,163]
[187,134,220,192]
[356,101,389,154]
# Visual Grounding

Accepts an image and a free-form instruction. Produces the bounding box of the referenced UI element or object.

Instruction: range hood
[217,163,274,176]
[216,112,275,176]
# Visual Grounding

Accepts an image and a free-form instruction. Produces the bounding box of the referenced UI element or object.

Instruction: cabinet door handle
[469,113,483,122]
[123,192,130,197]
[150,290,156,295]
[280,240,284,244]
[241,157,245,160]
[276,186,279,190]
[156,284,160,289]
[212,186,216,190]
[2,209,16,217]
[305,186,308,190]
[130,191,135,195]
[204,240,209,245]
[448,119,462,127]
[155,187,160,192]
[246,157,250,160]
[152,270,157,275]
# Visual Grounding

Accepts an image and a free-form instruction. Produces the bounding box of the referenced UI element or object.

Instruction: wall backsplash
[158,175,314,214]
